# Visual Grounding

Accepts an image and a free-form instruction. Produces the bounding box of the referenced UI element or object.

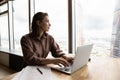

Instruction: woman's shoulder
[46,33,54,39]
[21,33,31,41]
[21,33,30,38]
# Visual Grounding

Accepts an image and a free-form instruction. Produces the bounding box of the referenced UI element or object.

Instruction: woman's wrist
[61,55,67,60]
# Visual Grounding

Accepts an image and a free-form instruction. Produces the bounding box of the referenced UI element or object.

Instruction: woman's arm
[21,35,69,67]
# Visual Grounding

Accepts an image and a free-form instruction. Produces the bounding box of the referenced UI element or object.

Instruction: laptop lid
[71,44,93,73]
[50,44,93,74]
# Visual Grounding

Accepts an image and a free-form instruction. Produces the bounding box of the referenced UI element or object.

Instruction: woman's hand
[61,54,74,64]
[49,58,70,67]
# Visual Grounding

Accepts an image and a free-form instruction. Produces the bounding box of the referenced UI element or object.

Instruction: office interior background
[0,0,120,71]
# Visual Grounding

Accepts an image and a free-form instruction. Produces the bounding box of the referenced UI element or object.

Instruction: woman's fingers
[52,58,70,67]
[57,63,63,67]
[62,55,74,63]
[58,58,70,67]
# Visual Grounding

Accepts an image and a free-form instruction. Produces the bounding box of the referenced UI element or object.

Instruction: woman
[20,12,73,67]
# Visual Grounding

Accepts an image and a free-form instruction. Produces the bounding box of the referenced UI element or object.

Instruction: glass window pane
[0,14,9,49]
[74,0,83,51]
[0,3,7,13]
[34,0,68,53]
[13,0,29,51]
[80,0,115,56]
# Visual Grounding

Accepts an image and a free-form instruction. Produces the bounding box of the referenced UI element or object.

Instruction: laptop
[50,44,93,74]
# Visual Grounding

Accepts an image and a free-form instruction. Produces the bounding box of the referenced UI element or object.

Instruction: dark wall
[9,54,27,71]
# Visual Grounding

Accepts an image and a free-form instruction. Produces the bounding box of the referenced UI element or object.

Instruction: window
[0,14,9,49]
[0,0,83,56]
[31,0,68,53]
[0,1,9,49]
[0,0,29,54]
[13,0,29,51]
[73,0,83,53]
[111,0,120,57]
[80,0,115,56]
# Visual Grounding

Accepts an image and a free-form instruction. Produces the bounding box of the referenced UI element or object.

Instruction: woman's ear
[36,20,41,26]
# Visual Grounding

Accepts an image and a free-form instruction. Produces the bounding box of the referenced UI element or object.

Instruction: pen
[36,68,43,75]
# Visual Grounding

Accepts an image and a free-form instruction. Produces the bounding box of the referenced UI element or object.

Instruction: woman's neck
[37,29,44,38]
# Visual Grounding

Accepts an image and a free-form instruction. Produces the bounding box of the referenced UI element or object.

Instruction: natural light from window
[35,0,68,53]
[80,0,115,56]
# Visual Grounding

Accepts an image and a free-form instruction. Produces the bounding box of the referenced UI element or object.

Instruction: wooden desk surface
[2,56,120,80]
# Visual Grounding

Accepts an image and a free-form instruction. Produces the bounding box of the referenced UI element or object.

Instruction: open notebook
[12,66,57,80]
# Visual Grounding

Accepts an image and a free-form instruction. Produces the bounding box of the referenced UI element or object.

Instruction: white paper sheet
[12,66,57,80]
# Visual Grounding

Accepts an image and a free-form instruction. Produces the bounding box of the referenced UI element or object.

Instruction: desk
[2,56,120,80]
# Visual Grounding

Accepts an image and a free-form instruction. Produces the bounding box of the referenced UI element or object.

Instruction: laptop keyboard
[53,64,71,71]
[58,66,70,71]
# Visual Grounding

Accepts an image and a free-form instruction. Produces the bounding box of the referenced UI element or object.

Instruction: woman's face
[38,16,51,32]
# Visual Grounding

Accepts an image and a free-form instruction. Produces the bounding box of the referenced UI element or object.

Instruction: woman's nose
[49,23,51,26]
